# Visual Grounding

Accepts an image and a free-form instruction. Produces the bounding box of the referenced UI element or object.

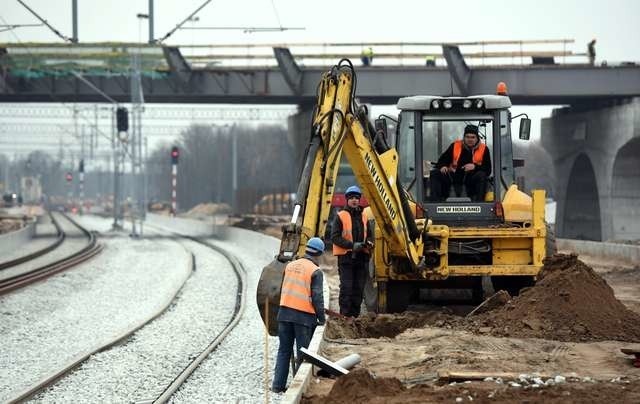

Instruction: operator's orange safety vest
[333,210,368,256]
[279,258,318,314]
[451,140,486,169]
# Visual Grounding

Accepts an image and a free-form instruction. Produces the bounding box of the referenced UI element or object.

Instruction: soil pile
[303,370,640,404]
[325,311,454,339]
[472,254,640,342]
[0,218,23,234]
[184,203,231,218]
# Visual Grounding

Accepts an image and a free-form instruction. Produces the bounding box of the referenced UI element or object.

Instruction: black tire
[386,281,414,313]
[545,223,557,258]
[491,275,534,297]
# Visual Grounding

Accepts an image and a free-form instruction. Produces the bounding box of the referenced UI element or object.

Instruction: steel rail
[0,212,100,294]
[151,236,247,404]
[0,211,65,270]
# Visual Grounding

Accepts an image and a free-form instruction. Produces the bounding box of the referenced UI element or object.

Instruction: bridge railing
[1,39,588,75]
[180,39,587,68]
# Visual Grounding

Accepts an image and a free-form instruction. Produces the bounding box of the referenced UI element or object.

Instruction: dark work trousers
[338,255,369,317]
[430,169,488,201]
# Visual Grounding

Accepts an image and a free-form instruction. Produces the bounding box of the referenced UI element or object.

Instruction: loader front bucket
[256,258,286,336]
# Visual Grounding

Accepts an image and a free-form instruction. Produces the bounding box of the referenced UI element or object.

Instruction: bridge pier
[287,104,314,175]
[541,98,640,241]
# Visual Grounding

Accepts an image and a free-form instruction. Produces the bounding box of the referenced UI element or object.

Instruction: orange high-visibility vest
[279,258,318,314]
[333,210,368,256]
[451,140,486,169]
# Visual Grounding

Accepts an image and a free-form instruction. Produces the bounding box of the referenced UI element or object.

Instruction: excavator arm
[257,60,429,335]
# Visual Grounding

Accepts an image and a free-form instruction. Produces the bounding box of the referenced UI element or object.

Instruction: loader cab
[395,94,526,227]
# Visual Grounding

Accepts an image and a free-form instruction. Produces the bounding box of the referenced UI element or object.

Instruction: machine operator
[429,124,491,202]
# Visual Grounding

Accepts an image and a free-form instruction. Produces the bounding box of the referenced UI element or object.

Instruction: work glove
[352,242,365,252]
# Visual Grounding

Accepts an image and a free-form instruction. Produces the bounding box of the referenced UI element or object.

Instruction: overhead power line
[15,0,72,42]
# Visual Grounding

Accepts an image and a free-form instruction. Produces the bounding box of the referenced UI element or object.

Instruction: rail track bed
[0,211,101,294]
[1,215,280,403]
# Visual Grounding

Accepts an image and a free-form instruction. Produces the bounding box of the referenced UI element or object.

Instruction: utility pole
[231,125,237,213]
[71,0,78,43]
[148,0,154,44]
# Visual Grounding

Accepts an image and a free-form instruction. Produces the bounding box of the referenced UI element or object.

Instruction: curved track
[6,228,246,404]
[0,212,101,295]
[0,211,64,270]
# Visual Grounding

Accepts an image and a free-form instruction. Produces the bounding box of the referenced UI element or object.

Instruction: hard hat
[306,237,325,255]
[345,185,362,199]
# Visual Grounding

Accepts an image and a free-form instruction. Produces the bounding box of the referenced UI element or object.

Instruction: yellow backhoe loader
[257,59,552,335]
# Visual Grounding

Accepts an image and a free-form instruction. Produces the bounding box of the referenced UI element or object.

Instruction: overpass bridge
[1,40,640,105]
[1,41,639,242]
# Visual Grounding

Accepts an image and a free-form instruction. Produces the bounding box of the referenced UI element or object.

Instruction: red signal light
[65,172,73,182]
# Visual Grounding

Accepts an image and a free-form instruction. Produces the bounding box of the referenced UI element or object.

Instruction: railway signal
[171,146,179,216]
[65,172,73,182]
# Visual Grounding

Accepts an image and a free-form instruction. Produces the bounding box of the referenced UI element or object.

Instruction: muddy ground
[301,252,640,403]
[244,218,640,402]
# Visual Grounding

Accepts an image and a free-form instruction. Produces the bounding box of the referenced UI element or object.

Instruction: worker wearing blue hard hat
[331,184,373,318]
[272,237,326,394]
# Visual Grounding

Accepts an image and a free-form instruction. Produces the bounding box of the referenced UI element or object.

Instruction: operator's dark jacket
[277,254,326,327]
[330,205,373,263]
[435,142,492,176]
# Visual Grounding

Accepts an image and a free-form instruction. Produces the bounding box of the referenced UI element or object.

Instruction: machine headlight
[475,99,484,108]
[462,99,472,109]
[431,100,440,109]
[443,99,453,109]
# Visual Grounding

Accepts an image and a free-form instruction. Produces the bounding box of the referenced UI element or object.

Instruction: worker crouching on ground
[272,237,326,394]
[429,124,491,202]
[331,185,373,319]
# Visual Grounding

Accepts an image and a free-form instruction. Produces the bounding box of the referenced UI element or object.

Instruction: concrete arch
[563,153,602,240]
[611,138,640,241]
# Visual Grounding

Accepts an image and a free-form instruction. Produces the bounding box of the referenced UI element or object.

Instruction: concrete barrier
[0,219,36,258]
[557,238,640,263]
[145,213,228,238]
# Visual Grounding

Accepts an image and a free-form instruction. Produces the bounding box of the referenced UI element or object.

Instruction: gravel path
[0,216,191,403]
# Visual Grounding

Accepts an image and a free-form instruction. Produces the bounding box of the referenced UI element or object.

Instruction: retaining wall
[557,238,640,263]
[0,220,36,258]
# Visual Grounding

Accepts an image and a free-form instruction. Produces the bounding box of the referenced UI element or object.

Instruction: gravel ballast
[0,216,191,403]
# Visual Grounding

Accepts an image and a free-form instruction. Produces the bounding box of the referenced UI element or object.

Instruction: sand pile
[473,254,640,342]
[0,219,23,234]
[184,203,230,218]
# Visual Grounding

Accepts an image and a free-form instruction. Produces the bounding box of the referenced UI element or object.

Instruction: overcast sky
[1,0,639,144]
[2,0,639,60]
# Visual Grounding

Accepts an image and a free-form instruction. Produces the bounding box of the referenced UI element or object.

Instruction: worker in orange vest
[429,124,491,201]
[272,237,326,394]
[331,185,373,318]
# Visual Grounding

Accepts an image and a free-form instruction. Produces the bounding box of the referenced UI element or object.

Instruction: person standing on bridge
[588,39,597,66]
[331,185,373,318]
[429,124,491,202]
[361,47,374,66]
[272,237,326,394]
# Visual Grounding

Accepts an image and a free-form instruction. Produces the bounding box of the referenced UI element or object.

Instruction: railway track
[0,212,102,295]
[6,226,247,404]
[0,211,64,270]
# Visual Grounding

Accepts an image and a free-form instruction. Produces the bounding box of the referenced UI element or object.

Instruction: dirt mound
[184,203,230,218]
[325,311,459,339]
[303,370,640,404]
[472,254,640,342]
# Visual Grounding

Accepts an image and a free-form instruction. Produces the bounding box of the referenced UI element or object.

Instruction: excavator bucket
[256,258,286,336]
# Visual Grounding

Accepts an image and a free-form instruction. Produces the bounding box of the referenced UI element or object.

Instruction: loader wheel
[545,223,557,258]
[491,275,534,297]
[386,281,414,313]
